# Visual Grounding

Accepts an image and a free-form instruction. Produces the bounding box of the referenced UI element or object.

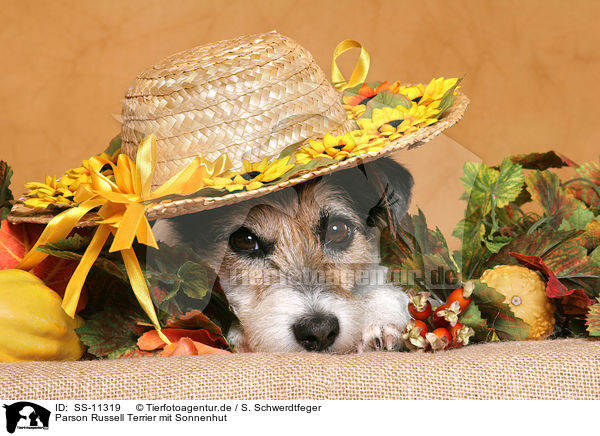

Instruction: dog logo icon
[3,402,50,433]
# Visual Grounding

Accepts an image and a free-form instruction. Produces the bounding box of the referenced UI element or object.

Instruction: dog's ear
[323,157,413,232]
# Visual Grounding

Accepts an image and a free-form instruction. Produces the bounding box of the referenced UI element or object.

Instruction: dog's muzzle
[292,313,340,351]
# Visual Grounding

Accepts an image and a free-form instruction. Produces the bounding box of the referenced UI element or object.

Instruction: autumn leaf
[557,205,595,231]
[509,252,592,307]
[76,307,156,359]
[381,210,460,298]
[504,151,576,171]
[525,170,583,229]
[0,220,90,311]
[160,337,231,357]
[137,327,229,351]
[586,304,600,336]
[565,160,600,211]
[164,309,228,342]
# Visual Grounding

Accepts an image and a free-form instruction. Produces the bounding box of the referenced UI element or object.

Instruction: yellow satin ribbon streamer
[331,40,371,91]
[17,134,233,346]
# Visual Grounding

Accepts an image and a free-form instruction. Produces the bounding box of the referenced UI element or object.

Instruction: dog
[153,157,413,353]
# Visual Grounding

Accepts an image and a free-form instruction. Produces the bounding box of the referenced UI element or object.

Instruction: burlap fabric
[1,339,598,400]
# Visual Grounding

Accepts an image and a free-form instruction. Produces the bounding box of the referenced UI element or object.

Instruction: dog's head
[157,157,413,352]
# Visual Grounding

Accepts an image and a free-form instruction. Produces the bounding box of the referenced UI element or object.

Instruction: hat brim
[8,92,469,226]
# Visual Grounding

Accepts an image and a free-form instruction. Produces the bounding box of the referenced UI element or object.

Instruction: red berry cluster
[402,282,475,351]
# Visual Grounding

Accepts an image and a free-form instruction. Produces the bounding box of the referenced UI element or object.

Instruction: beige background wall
[2,0,599,241]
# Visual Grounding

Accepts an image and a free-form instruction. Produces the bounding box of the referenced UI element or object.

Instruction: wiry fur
[153,157,414,353]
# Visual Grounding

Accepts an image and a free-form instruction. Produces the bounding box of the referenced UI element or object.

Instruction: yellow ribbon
[17,134,233,345]
[331,40,370,91]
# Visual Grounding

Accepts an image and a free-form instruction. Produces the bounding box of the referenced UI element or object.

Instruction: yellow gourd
[480,265,555,340]
[0,269,85,361]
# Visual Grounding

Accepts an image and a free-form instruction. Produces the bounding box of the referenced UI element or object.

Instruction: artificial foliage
[381,150,600,345]
[2,144,599,357]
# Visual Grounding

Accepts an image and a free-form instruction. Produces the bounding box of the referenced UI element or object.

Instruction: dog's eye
[323,219,353,250]
[229,227,260,254]
[229,227,259,252]
[326,220,350,243]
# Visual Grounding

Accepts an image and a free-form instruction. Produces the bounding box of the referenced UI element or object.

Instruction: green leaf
[276,140,304,160]
[459,159,523,210]
[361,90,412,119]
[76,307,155,359]
[176,261,213,301]
[459,159,524,211]
[484,235,512,253]
[36,233,91,254]
[36,235,128,282]
[471,280,530,341]
[436,77,463,117]
[104,134,122,156]
[586,304,600,336]
[458,302,487,340]
[0,161,14,221]
[495,158,526,208]
[557,205,595,231]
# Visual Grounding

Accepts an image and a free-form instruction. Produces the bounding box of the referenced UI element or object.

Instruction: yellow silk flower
[23,150,120,209]
[419,77,460,107]
[357,104,440,141]
[296,131,387,164]
[208,156,294,192]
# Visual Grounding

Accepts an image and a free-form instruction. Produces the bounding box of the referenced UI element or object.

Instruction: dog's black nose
[292,314,340,351]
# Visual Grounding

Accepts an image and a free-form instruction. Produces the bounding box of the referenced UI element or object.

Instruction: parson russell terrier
[153,157,413,353]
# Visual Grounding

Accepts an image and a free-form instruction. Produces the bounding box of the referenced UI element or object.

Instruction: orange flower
[343,81,390,107]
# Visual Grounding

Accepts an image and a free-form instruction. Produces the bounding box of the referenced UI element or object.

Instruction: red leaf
[159,337,231,357]
[509,252,592,306]
[0,220,88,312]
[137,328,228,351]
[164,309,228,345]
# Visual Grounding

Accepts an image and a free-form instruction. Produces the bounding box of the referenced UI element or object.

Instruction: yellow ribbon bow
[331,40,371,91]
[17,134,233,344]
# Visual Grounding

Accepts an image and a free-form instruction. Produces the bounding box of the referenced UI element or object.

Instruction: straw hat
[9,30,468,224]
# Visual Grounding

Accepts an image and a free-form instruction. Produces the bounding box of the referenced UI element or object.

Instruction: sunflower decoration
[417,77,461,107]
[357,103,441,141]
[23,149,120,209]
[296,131,388,165]
[208,156,295,193]
[390,82,426,103]
[342,81,389,119]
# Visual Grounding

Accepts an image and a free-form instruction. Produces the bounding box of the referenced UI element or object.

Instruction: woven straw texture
[121,31,353,188]
[1,339,598,400]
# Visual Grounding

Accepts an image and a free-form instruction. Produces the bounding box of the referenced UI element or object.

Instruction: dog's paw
[357,323,404,352]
